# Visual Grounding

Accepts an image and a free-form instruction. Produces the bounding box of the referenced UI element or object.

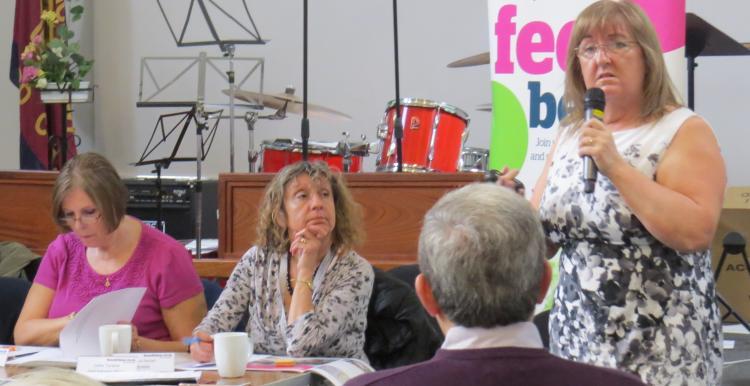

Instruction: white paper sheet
[77,370,201,383]
[175,354,271,370]
[59,287,147,358]
[76,353,175,373]
[2,346,46,359]
[6,348,75,368]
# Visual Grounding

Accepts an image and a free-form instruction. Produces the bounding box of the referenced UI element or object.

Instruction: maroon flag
[11,0,76,170]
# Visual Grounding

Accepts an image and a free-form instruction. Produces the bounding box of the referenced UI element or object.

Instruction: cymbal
[224,89,352,121]
[447,52,490,68]
[476,103,492,112]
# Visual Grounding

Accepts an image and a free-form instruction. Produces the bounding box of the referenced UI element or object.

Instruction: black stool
[713,232,750,332]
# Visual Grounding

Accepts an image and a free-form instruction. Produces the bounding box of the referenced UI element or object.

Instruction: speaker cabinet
[123,178,217,241]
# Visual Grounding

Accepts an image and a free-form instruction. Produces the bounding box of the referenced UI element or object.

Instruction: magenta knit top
[34,220,203,340]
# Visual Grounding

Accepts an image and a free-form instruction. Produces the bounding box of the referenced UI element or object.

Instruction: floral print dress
[196,246,374,361]
[539,108,722,386]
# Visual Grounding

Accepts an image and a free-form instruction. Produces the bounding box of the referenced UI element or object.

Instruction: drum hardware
[227,87,352,121]
[376,123,388,140]
[447,52,490,68]
[244,111,259,172]
[476,103,492,112]
[222,44,239,172]
[460,147,489,172]
[341,132,352,173]
[427,105,443,165]
[337,133,368,173]
[228,86,355,171]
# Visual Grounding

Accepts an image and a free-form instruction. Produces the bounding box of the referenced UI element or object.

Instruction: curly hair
[562,0,681,130]
[256,161,364,254]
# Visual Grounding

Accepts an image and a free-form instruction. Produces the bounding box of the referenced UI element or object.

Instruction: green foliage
[19,1,93,91]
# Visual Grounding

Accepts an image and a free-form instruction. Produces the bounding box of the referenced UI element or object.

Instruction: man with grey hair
[345,183,644,386]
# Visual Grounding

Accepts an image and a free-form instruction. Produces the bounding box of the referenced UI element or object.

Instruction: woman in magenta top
[14,153,206,352]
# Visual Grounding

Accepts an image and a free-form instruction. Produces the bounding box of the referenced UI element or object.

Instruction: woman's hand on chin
[290,226,329,272]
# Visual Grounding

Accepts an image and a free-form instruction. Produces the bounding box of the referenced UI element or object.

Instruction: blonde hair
[561,0,681,129]
[256,161,364,254]
[7,367,104,386]
[52,152,128,233]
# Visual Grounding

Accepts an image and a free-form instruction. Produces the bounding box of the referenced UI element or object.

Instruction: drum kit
[230,89,490,174]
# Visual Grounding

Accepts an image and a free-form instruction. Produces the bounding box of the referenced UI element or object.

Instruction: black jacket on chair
[0,277,31,344]
[364,268,443,370]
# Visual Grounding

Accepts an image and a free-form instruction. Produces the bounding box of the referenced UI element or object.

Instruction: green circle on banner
[489,81,528,171]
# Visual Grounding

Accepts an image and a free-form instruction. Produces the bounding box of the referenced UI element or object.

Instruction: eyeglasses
[575,40,637,60]
[59,208,101,226]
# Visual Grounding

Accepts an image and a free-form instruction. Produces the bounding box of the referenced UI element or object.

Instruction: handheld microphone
[583,88,605,193]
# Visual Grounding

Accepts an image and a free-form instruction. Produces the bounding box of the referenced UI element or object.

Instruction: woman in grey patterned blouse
[189,161,374,361]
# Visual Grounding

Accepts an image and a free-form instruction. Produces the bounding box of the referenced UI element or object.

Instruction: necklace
[105,276,111,288]
[287,253,320,295]
[286,256,293,294]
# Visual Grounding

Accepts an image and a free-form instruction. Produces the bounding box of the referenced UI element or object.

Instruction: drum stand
[713,232,750,332]
[224,44,238,172]
[244,112,259,172]
[242,101,294,172]
[341,132,353,173]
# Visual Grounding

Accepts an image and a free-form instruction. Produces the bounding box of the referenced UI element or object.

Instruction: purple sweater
[345,347,646,386]
[35,221,204,341]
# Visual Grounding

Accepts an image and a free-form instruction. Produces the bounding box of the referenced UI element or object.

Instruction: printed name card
[76,353,175,373]
[0,348,9,367]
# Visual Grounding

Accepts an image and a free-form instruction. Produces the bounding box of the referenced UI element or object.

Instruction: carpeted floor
[722,324,750,386]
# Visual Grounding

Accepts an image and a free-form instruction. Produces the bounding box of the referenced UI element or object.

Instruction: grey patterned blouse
[196,246,374,361]
[539,108,722,386]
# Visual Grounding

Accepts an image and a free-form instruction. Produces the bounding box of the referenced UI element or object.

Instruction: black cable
[301,0,309,161]
[392,0,403,172]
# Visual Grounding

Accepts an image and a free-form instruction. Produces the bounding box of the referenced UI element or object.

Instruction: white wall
[1,0,20,169]
[1,0,748,185]
[686,1,750,187]
[89,1,491,178]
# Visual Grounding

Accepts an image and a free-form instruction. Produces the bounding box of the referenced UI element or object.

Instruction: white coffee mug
[213,332,253,378]
[98,324,132,356]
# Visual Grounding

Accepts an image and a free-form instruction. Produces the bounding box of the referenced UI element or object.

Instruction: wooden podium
[0,171,58,256]
[192,172,485,278]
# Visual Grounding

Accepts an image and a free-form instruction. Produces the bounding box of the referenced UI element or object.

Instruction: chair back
[0,277,32,344]
[364,268,443,369]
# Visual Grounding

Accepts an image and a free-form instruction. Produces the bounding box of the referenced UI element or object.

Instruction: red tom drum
[259,139,366,173]
[375,98,469,172]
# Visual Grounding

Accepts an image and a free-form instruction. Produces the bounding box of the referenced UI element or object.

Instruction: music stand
[154,0,266,172]
[685,13,750,109]
[156,0,265,49]
[132,104,222,254]
[713,231,750,333]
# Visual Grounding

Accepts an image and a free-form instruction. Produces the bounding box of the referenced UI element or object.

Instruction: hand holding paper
[60,287,146,358]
